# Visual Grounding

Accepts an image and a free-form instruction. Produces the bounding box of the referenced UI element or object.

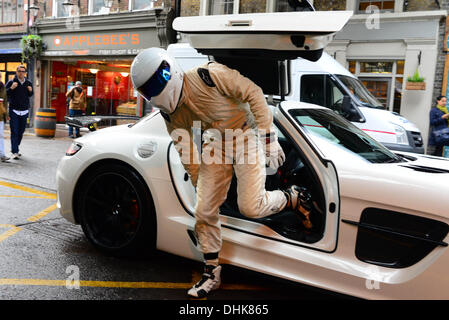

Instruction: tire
[77,163,156,257]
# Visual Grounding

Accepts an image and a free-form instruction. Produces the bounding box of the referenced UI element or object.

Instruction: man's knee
[237,200,260,219]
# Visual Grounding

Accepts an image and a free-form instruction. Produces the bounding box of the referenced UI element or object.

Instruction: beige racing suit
[165,62,287,255]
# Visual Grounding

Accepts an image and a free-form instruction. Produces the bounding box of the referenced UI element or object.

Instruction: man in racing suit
[131,47,312,298]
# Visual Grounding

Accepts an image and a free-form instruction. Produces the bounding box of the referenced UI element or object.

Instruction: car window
[289,108,402,163]
[300,74,325,106]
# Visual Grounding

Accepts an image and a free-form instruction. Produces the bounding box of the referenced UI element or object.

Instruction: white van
[167,43,424,154]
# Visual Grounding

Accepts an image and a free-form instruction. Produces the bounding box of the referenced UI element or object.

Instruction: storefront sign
[42,29,157,57]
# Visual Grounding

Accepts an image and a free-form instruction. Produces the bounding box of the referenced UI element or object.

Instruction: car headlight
[66,142,82,156]
[391,123,409,145]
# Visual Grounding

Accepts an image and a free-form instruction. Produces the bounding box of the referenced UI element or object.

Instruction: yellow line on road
[0,278,266,290]
[0,195,54,199]
[0,224,22,243]
[27,204,58,222]
[0,181,56,199]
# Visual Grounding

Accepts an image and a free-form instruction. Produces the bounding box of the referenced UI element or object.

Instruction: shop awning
[0,49,21,54]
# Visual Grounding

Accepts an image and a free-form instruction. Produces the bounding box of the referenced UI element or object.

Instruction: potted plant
[20,34,43,63]
[406,69,426,90]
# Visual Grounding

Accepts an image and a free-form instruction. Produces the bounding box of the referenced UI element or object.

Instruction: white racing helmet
[131,47,184,114]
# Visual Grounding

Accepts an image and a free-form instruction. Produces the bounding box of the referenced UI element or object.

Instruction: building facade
[31,0,176,124]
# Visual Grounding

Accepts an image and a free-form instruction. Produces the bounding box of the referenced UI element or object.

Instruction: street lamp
[26,1,40,34]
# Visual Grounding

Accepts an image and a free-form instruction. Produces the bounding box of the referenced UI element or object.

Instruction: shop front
[35,9,175,123]
[0,34,26,84]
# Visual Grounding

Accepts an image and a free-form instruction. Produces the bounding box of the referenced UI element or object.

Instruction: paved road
[0,126,355,302]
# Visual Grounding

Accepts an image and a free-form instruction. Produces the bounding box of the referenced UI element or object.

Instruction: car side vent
[343,208,449,268]
[399,164,449,174]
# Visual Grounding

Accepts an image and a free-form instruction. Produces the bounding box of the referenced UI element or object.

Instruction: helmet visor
[137,61,171,101]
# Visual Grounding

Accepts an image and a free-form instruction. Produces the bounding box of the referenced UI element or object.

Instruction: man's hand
[27,86,32,92]
[10,82,18,90]
[259,129,285,172]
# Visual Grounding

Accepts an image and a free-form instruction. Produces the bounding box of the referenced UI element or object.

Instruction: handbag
[432,127,449,146]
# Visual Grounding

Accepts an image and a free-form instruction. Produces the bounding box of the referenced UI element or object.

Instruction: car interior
[219,121,327,244]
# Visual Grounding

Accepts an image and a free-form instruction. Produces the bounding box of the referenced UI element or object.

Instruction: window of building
[131,0,154,10]
[53,0,81,17]
[239,0,266,13]
[358,0,395,12]
[90,0,110,15]
[208,0,234,15]
[1,0,24,23]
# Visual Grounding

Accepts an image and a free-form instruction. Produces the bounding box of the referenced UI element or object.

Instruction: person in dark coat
[5,65,33,159]
[428,95,449,156]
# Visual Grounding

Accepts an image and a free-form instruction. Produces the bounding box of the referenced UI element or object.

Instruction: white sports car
[57,11,449,299]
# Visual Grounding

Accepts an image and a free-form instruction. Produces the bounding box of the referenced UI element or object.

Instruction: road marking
[0,195,54,199]
[0,224,22,243]
[0,180,56,199]
[27,204,58,222]
[0,278,266,290]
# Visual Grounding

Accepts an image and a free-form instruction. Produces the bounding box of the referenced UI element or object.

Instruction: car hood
[360,107,420,132]
[335,152,449,219]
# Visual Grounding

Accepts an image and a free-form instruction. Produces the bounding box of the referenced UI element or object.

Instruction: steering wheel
[282,149,305,181]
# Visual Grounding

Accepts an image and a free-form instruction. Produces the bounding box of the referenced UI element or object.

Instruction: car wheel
[77,163,156,257]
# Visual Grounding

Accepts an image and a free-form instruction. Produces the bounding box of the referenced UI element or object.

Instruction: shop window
[239,0,265,13]
[348,61,356,74]
[0,62,26,84]
[351,60,404,112]
[396,60,405,75]
[1,0,24,24]
[208,0,234,15]
[358,0,395,12]
[49,60,140,124]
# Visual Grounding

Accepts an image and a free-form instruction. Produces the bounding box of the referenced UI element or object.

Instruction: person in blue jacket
[428,95,449,156]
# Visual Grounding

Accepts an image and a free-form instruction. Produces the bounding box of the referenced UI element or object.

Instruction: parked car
[57,11,449,299]
[167,43,424,154]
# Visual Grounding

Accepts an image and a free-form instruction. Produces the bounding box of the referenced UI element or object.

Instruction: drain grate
[22,219,86,245]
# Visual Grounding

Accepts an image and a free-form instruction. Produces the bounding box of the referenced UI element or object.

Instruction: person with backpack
[66,81,86,138]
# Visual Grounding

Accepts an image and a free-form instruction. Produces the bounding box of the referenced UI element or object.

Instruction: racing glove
[259,128,285,171]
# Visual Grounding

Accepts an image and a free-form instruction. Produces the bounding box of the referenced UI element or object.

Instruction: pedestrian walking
[66,81,86,138]
[0,80,9,162]
[5,65,33,160]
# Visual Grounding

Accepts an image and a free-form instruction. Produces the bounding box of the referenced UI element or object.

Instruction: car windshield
[289,109,402,163]
[336,75,384,109]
